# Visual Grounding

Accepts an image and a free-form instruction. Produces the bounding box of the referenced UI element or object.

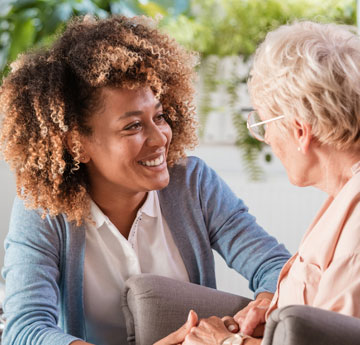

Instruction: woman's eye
[124,122,142,131]
[155,113,167,123]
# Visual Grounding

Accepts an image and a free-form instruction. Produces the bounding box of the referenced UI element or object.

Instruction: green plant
[161,0,357,179]
[0,0,189,79]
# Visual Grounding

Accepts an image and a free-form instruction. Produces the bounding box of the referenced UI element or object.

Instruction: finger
[252,323,265,338]
[233,309,249,328]
[155,310,198,345]
[186,317,231,345]
[233,303,253,325]
[221,316,239,333]
[183,331,204,345]
[240,306,267,335]
[234,298,271,328]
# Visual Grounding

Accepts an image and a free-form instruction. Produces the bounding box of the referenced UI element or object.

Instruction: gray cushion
[122,274,251,345]
[123,274,360,345]
[263,304,360,345]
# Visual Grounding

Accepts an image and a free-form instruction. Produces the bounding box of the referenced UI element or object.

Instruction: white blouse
[83,191,189,345]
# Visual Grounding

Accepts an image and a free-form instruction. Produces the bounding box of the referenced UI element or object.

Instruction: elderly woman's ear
[292,118,313,154]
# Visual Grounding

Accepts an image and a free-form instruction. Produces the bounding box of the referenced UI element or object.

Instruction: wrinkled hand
[154,310,198,345]
[222,292,273,337]
[182,316,232,345]
[235,292,272,336]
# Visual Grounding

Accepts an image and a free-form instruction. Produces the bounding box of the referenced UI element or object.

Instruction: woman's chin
[290,178,313,188]
[287,173,308,187]
[148,175,170,191]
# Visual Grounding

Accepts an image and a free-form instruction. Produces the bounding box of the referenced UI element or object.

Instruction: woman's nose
[146,124,168,147]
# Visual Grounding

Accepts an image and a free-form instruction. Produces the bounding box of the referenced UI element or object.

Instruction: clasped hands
[155,292,273,345]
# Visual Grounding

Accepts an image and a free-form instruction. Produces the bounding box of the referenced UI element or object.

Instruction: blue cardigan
[2,157,290,345]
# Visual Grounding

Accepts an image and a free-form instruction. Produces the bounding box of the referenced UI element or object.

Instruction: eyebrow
[118,102,162,120]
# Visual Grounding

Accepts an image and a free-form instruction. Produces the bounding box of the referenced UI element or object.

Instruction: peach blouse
[267,165,360,318]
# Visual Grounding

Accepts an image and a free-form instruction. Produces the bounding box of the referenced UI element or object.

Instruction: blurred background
[0,0,357,296]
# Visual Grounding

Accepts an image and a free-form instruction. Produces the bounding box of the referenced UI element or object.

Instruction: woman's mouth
[138,154,165,167]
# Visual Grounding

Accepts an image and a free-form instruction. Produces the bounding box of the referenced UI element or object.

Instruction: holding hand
[154,310,198,345]
[182,316,231,345]
[156,292,273,345]
[224,292,273,337]
[182,316,261,345]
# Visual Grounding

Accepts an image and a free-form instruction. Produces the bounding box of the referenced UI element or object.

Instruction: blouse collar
[351,161,360,176]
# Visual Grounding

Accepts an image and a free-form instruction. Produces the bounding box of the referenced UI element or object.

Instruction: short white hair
[248,21,360,150]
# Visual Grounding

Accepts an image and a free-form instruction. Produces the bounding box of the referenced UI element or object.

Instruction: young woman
[0,15,289,345]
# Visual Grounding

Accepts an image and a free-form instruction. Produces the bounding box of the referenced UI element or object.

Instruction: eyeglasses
[247,111,285,142]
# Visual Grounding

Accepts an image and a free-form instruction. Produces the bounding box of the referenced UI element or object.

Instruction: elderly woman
[162,20,360,345]
[0,15,290,345]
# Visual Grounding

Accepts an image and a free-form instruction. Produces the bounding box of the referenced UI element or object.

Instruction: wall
[0,160,16,281]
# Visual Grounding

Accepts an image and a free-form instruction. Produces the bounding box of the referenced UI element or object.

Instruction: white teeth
[140,154,164,167]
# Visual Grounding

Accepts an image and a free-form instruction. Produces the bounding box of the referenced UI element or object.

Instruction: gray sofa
[122,274,360,345]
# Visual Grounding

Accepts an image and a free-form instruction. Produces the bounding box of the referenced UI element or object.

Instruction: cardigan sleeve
[1,197,81,345]
[196,158,291,296]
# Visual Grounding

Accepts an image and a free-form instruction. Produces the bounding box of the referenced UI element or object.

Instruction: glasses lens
[248,111,265,140]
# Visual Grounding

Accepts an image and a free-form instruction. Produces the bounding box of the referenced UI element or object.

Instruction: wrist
[255,292,273,302]
[220,333,251,345]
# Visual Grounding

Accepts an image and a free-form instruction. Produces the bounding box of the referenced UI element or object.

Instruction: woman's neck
[89,184,147,238]
[313,146,360,198]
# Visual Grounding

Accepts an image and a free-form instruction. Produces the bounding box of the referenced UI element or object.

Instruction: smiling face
[81,87,172,200]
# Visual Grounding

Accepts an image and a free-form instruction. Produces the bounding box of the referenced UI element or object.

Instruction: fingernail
[228,325,236,332]
[187,310,193,321]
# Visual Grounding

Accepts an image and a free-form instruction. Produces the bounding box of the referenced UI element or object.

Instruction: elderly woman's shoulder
[333,197,360,256]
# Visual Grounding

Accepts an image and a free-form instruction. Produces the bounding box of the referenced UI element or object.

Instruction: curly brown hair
[0,15,199,225]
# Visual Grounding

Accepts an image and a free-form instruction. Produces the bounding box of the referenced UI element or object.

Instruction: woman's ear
[292,119,312,154]
[65,130,90,163]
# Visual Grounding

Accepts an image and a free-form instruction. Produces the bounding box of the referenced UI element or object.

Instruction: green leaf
[41,3,73,34]
[0,44,10,71]
[53,2,73,21]
[10,0,55,13]
[8,18,36,62]
[151,0,189,16]
[72,0,98,13]
[139,1,168,17]
[110,1,141,16]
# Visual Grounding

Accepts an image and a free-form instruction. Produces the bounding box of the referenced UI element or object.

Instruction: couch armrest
[262,305,360,345]
[122,274,251,345]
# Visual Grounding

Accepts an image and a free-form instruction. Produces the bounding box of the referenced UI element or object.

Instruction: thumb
[173,310,198,341]
[155,310,198,345]
[187,310,198,328]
